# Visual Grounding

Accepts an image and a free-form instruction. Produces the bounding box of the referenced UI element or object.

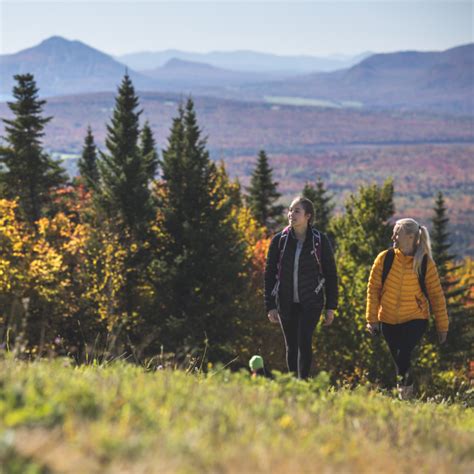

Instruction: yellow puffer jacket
[366,249,449,332]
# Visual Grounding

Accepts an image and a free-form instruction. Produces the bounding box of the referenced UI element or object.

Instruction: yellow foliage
[233,206,267,262]
[0,199,89,307]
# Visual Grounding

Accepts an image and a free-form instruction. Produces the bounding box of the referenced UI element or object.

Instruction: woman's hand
[366,322,380,336]
[267,309,280,324]
[438,331,448,344]
[323,310,335,327]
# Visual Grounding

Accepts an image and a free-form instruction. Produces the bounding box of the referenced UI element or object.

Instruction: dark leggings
[381,319,428,385]
[280,303,322,379]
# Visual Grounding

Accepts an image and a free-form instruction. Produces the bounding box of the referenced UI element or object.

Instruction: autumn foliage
[0,74,472,392]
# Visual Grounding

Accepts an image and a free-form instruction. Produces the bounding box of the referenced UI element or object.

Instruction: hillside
[244,44,474,116]
[2,37,472,115]
[1,359,472,473]
[0,91,473,254]
[1,91,471,153]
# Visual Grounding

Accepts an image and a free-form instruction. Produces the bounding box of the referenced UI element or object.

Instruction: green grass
[0,357,473,473]
[264,96,363,109]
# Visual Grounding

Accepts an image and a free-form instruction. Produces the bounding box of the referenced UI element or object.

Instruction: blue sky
[1,1,472,56]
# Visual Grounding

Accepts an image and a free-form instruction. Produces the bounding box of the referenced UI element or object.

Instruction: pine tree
[140,121,160,180]
[430,191,472,368]
[302,178,334,234]
[91,75,158,342]
[160,98,247,354]
[246,150,283,229]
[432,192,457,280]
[78,126,99,190]
[0,73,67,226]
[96,74,154,238]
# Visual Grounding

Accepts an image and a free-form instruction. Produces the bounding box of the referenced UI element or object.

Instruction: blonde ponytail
[413,225,432,275]
[394,218,432,276]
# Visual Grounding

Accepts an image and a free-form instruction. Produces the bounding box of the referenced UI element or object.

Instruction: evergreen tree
[432,192,457,280]
[96,74,154,238]
[92,75,158,345]
[246,150,283,229]
[78,126,99,190]
[140,120,160,180]
[302,178,334,234]
[0,73,67,226]
[160,98,247,355]
[430,191,472,368]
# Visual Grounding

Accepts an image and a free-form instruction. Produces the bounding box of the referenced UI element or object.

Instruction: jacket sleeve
[264,233,280,313]
[425,258,449,332]
[366,251,386,323]
[321,233,338,310]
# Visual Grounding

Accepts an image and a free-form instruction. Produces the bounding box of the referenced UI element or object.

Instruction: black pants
[280,303,322,379]
[381,319,428,385]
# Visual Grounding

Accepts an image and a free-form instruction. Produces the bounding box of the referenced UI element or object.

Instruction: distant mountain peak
[35,36,106,57]
[162,58,219,71]
[40,35,70,44]
[37,36,82,49]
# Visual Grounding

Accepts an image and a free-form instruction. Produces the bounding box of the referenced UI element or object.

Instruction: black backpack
[381,248,429,301]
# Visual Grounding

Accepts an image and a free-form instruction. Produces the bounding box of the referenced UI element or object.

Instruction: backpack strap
[382,248,395,286]
[310,228,323,274]
[419,254,429,301]
[311,227,326,295]
[271,226,291,297]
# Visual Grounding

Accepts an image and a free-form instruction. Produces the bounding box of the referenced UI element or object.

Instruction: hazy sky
[1,1,472,56]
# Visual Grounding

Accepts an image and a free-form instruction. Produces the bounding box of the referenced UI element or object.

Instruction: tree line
[0,73,471,387]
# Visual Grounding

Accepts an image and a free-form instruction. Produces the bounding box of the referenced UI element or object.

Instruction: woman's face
[392,226,416,254]
[288,203,310,228]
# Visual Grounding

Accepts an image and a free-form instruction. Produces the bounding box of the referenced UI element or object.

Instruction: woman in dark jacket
[264,196,338,379]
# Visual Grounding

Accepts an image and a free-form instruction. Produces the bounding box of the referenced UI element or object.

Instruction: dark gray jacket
[264,226,338,319]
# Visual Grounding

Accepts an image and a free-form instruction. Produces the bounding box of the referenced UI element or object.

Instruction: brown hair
[290,196,314,225]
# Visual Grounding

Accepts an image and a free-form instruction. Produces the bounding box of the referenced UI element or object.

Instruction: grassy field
[0,357,473,474]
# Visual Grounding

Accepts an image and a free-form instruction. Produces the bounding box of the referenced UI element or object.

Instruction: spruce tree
[78,126,99,190]
[160,98,247,354]
[430,191,471,368]
[96,74,154,238]
[432,192,457,280]
[140,121,160,180]
[0,73,67,226]
[91,75,158,340]
[302,178,334,234]
[246,150,283,229]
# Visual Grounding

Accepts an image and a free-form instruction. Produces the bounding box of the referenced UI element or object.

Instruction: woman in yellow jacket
[366,218,448,398]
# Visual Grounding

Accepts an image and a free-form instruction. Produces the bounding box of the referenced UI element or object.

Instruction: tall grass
[0,356,472,473]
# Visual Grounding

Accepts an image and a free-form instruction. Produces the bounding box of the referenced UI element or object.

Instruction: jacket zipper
[396,257,405,323]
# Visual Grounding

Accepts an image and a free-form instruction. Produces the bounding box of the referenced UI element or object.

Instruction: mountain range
[139,58,288,90]
[244,44,474,115]
[1,36,473,116]
[117,49,372,73]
